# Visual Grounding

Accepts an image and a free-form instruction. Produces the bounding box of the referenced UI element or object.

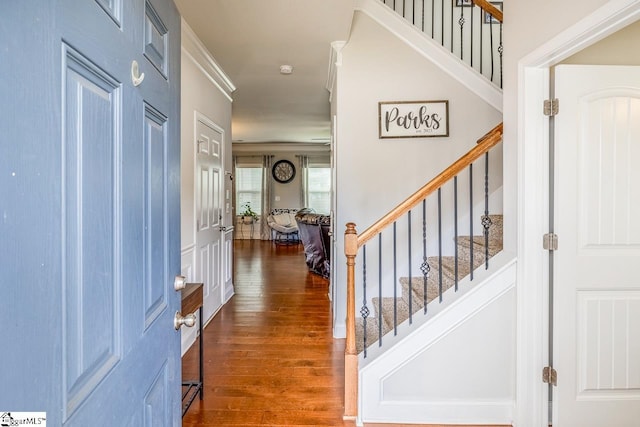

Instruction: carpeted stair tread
[486,214,503,242]
[356,315,383,353]
[356,215,503,352]
[398,256,457,300]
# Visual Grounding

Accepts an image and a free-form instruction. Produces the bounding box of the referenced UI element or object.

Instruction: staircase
[356,214,502,353]
[342,1,508,424]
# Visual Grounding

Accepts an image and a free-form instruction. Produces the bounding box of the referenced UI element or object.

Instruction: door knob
[174,275,186,291]
[174,312,197,330]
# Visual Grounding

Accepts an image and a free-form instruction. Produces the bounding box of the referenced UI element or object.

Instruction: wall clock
[272,159,296,183]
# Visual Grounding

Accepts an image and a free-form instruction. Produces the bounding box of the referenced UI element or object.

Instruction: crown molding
[181,18,236,99]
[326,41,346,102]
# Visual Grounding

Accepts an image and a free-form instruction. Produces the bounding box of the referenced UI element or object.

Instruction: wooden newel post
[344,222,358,419]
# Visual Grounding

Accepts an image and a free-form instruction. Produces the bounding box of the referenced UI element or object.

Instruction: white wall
[562,19,640,65]
[333,11,502,337]
[180,20,234,354]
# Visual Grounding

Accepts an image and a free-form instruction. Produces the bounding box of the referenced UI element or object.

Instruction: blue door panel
[63,44,122,418]
[95,0,123,26]
[144,2,169,77]
[144,105,168,328]
[144,361,169,427]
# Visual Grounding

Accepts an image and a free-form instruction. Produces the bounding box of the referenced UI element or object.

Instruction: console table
[181,282,203,417]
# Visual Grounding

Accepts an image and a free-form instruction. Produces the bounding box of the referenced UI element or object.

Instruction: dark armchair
[295,210,331,278]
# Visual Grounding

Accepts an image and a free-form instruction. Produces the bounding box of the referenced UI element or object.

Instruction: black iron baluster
[458,4,465,61]
[437,188,443,302]
[440,0,444,45]
[361,245,369,358]
[480,5,483,78]
[393,221,398,335]
[408,210,412,324]
[420,199,430,314]
[469,163,474,281]
[378,233,383,346]
[454,176,459,291]
[412,0,415,25]
[431,0,435,39]
[499,23,503,88]
[421,0,425,32]
[470,4,474,68]
[489,18,494,83]
[483,152,492,269]
[450,0,454,53]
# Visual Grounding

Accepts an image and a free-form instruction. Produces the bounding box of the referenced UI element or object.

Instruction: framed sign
[484,1,502,23]
[378,100,449,139]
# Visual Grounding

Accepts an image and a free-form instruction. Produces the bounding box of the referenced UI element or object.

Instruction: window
[235,166,262,215]
[306,166,331,214]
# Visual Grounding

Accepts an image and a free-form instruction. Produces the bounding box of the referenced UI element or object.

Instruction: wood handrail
[472,0,503,23]
[477,122,503,144]
[357,122,503,247]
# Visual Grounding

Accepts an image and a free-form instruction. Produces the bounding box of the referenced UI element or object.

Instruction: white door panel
[554,65,640,427]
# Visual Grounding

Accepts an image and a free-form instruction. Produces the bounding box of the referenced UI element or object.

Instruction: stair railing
[344,122,503,419]
[378,0,503,87]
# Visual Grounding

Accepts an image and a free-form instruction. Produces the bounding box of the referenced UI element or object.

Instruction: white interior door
[554,65,640,426]
[195,116,224,321]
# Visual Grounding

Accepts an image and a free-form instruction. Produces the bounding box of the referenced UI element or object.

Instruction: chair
[295,210,331,278]
[266,208,300,245]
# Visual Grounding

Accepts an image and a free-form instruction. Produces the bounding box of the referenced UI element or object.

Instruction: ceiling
[174,0,356,144]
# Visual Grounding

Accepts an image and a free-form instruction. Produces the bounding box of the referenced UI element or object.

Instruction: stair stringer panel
[355,0,503,113]
[358,252,516,425]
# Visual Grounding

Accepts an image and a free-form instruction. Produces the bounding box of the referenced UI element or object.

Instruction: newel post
[344,222,358,419]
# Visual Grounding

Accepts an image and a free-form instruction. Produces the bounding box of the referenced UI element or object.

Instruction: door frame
[516,2,640,426]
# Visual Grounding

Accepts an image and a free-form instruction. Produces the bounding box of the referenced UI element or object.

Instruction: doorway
[517,6,640,427]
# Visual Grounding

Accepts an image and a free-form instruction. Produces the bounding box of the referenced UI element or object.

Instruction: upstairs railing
[343,122,503,418]
[379,0,503,87]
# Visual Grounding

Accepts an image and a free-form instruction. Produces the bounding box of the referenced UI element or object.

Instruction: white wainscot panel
[579,94,640,251]
[577,289,640,399]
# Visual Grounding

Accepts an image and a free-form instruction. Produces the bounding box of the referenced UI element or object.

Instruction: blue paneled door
[0,1,181,425]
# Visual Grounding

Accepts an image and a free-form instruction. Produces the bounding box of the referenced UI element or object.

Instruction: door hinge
[543,366,558,386]
[543,98,559,116]
[543,233,558,251]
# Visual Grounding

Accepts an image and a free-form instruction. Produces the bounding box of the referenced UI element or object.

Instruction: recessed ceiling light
[279,65,293,75]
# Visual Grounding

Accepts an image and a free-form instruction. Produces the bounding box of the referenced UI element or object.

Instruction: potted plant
[239,202,259,224]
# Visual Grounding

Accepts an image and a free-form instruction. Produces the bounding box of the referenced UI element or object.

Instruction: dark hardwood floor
[182,239,348,426]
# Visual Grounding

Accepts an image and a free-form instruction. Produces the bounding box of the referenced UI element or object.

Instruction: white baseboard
[360,400,514,425]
